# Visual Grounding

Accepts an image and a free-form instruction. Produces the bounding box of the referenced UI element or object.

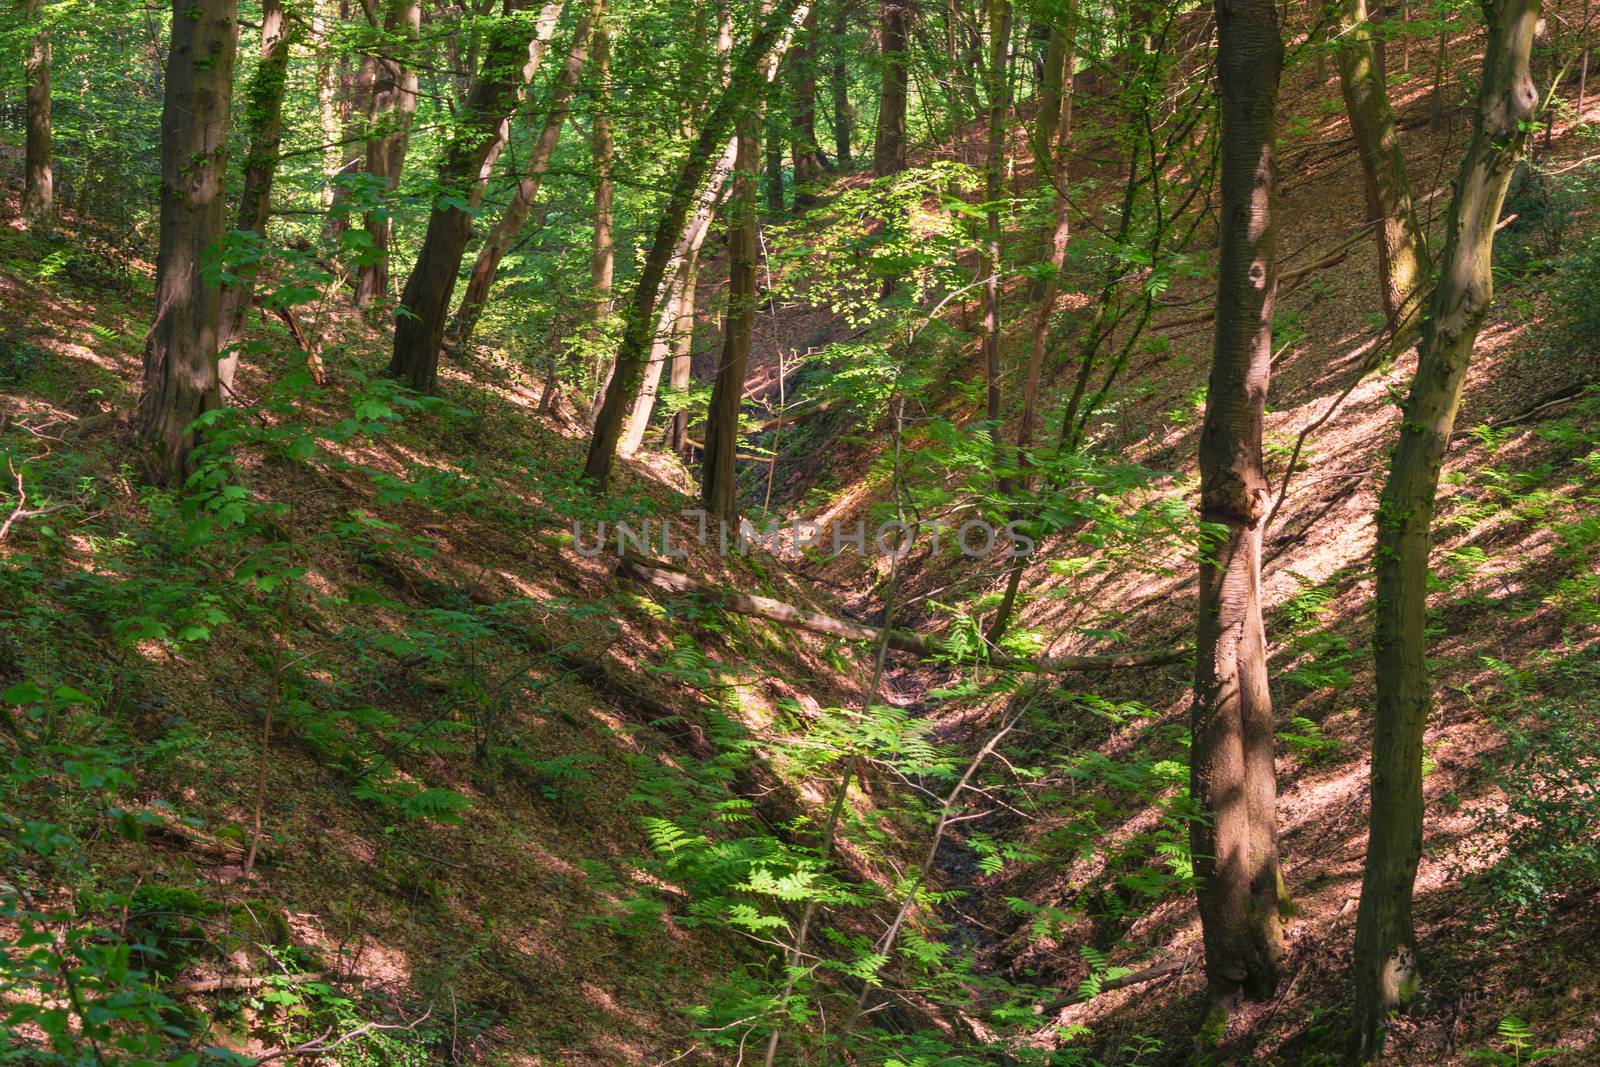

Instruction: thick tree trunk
[791,3,827,206]
[386,1,563,392]
[872,0,909,175]
[138,0,238,483]
[353,0,423,308]
[451,7,595,345]
[700,120,760,529]
[1351,3,1540,1058]
[217,0,293,394]
[980,0,1011,426]
[1190,0,1287,1011]
[1334,0,1432,342]
[584,0,809,489]
[831,0,853,165]
[22,0,52,228]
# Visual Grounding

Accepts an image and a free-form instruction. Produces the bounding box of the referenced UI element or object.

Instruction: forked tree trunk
[980,0,1011,426]
[1190,0,1288,1012]
[584,0,809,489]
[139,0,238,484]
[701,118,760,529]
[386,1,563,392]
[22,0,52,228]
[451,7,595,345]
[1334,0,1432,342]
[831,0,853,165]
[353,0,423,309]
[218,0,294,394]
[988,0,1075,647]
[873,0,909,175]
[1351,3,1540,1058]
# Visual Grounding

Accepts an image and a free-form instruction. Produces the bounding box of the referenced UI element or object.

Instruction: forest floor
[3,19,1600,1067]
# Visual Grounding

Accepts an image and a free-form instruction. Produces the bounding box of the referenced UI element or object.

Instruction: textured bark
[386,1,563,392]
[584,0,809,489]
[451,7,594,345]
[138,0,238,483]
[218,0,293,393]
[980,0,1011,427]
[790,3,827,206]
[1190,0,1287,1009]
[1334,0,1432,341]
[1351,3,1540,1058]
[830,0,853,164]
[872,0,909,175]
[700,121,760,527]
[22,0,52,227]
[353,0,423,308]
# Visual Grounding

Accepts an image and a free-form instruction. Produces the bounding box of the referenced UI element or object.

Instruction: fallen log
[1043,952,1199,1012]
[615,558,1190,674]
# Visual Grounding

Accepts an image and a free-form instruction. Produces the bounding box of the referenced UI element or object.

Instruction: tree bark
[1032,26,1068,194]
[831,0,853,165]
[980,0,1011,428]
[217,0,294,393]
[386,0,563,392]
[700,117,761,528]
[1334,0,1432,342]
[764,101,788,213]
[1190,0,1287,1011]
[872,0,909,175]
[353,0,423,308]
[583,0,809,490]
[22,0,52,228]
[666,248,701,454]
[791,2,827,206]
[314,0,343,222]
[138,0,239,484]
[1351,3,1540,1058]
[450,6,595,345]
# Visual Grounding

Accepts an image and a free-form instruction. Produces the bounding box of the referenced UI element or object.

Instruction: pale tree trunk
[988,0,1074,647]
[451,6,595,345]
[139,0,238,484]
[980,0,1011,426]
[1335,0,1432,342]
[831,0,853,165]
[584,0,810,489]
[587,0,615,400]
[314,0,343,219]
[218,0,294,394]
[1350,3,1540,1058]
[667,248,701,453]
[701,118,760,529]
[1190,0,1288,1013]
[353,0,423,308]
[22,0,52,228]
[873,0,909,175]
[386,1,563,393]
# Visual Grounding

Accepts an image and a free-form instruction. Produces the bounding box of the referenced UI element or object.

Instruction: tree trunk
[584,0,809,490]
[764,102,788,213]
[873,0,909,175]
[451,7,595,345]
[588,0,616,386]
[1350,3,1540,1058]
[980,0,1011,426]
[386,1,563,393]
[831,0,853,165]
[988,0,1074,647]
[353,0,423,308]
[22,0,52,228]
[791,3,827,206]
[1032,26,1067,194]
[138,0,238,484]
[217,0,294,394]
[700,118,760,529]
[667,248,701,454]
[314,0,343,222]
[1190,0,1287,1012]
[1334,0,1432,342]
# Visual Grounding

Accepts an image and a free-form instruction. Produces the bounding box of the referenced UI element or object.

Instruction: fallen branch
[172,972,325,995]
[616,558,1190,674]
[1044,952,1199,1012]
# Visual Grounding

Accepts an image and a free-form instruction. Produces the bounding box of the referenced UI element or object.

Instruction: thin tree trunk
[218,0,294,394]
[353,0,423,308]
[451,7,595,345]
[667,248,701,454]
[980,0,1011,426]
[873,0,909,175]
[988,0,1074,646]
[584,0,810,490]
[1191,0,1287,1013]
[22,0,52,228]
[1351,3,1540,1058]
[314,0,343,220]
[831,0,853,164]
[700,118,760,528]
[1032,26,1067,193]
[1335,0,1432,342]
[765,101,788,213]
[139,0,239,483]
[386,1,563,392]
[588,0,616,400]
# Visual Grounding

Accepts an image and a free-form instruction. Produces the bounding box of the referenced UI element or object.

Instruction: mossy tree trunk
[22,0,52,228]
[1351,3,1541,1058]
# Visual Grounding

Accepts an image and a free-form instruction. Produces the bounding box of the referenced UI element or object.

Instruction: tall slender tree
[980,0,1011,428]
[830,0,853,164]
[139,0,239,482]
[22,0,52,227]
[1351,2,1541,1057]
[872,0,909,175]
[353,0,423,308]
[791,3,827,206]
[1189,0,1288,1012]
